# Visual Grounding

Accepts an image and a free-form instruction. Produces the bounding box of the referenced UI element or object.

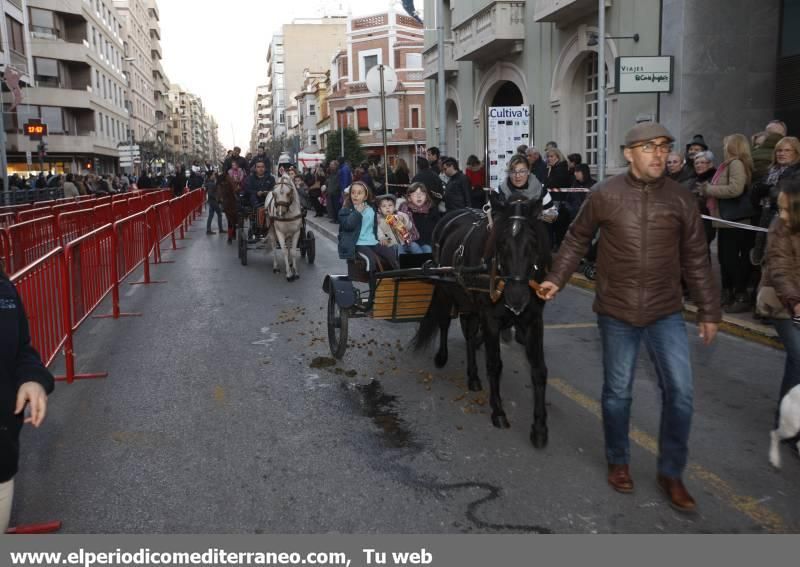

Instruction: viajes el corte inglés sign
[615,56,674,93]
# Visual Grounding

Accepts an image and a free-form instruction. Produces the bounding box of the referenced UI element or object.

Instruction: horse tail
[412,284,452,351]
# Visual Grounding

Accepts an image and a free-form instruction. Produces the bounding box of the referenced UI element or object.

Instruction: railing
[10,247,68,369]
[2,216,59,275]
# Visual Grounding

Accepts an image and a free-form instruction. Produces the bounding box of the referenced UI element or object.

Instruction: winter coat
[187,172,204,190]
[398,202,440,247]
[377,211,414,246]
[530,158,548,185]
[544,161,572,192]
[204,179,219,201]
[703,159,752,226]
[760,217,800,314]
[337,204,378,259]
[546,171,721,327]
[411,168,444,199]
[0,274,55,483]
[244,174,276,208]
[752,132,783,183]
[62,182,80,199]
[443,170,472,211]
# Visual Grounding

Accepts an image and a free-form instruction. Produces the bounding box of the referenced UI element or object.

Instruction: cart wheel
[583,263,596,281]
[239,232,248,266]
[306,231,315,264]
[327,289,348,359]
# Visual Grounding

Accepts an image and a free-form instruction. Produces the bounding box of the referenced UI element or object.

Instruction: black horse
[412,196,552,448]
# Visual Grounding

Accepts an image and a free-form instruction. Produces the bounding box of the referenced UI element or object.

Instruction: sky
[159,0,420,149]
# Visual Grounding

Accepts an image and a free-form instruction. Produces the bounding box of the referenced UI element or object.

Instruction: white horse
[265,175,304,281]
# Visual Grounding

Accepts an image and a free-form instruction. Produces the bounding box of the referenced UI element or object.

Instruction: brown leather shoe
[657,475,696,513]
[607,464,634,493]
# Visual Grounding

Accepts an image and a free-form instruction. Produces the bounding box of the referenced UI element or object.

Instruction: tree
[325,127,365,165]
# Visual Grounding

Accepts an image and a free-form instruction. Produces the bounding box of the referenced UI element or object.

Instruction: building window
[405,53,422,69]
[6,16,25,54]
[584,52,607,167]
[409,106,421,129]
[359,48,382,80]
[98,112,103,134]
[357,108,369,132]
[308,103,316,116]
[34,57,59,87]
[30,8,58,38]
[310,134,317,146]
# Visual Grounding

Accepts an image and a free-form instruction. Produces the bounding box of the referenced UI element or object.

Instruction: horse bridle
[270,181,302,222]
[489,201,544,303]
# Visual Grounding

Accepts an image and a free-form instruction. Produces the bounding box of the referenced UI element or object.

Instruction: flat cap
[624,122,675,147]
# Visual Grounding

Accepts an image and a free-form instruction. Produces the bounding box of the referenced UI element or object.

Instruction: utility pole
[436,0,446,156]
[0,105,7,204]
[379,64,389,192]
[597,0,606,182]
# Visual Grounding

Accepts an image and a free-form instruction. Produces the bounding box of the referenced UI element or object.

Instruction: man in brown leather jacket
[538,123,721,513]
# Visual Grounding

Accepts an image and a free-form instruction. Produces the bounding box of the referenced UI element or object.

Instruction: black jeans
[717,228,755,294]
[207,199,223,231]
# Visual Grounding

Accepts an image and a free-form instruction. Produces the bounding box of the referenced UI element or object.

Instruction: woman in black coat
[544,148,574,249]
[0,266,54,533]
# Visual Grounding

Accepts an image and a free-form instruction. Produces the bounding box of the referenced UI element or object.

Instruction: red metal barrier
[111,199,130,222]
[16,206,53,224]
[58,208,96,247]
[94,203,113,227]
[9,247,68,368]
[0,212,14,229]
[4,216,59,274]
[114,209,165,288]
[0,203,33,216]
[0,229,8,273]
[52,202,82,217]
[151,201,177,263]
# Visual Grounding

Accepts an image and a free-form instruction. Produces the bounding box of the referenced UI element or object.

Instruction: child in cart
[376,194,423,256]
[338,182,399,271]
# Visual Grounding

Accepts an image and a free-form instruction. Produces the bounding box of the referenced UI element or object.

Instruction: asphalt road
[12,213,798,534]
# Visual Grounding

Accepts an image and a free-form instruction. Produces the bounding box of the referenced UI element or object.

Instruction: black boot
[720,289,735,307]
[725,292,752,314]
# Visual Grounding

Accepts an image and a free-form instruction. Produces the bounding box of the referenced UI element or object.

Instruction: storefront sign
[615,56,673,93]
[486,106,532,187]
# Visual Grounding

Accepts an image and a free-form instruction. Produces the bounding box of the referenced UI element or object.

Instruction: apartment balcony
[534,0,611,26]
[151,45,162,60]
[9,51,29,74]
[422,40,458,79]
[25,86,92,109]
[31,39,87,64]
[452,1,526,61]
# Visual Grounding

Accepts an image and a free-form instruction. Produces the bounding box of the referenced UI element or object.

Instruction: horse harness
[269,184,303,222]
[440,203,544,303]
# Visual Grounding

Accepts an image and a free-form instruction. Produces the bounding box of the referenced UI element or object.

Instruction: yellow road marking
[544,323,597,330]
[549,377,788,533]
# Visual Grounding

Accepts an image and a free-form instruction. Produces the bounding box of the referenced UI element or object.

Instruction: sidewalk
[305,213,781,350]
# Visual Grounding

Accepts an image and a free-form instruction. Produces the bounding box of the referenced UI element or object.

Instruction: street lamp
[340,105,355,160]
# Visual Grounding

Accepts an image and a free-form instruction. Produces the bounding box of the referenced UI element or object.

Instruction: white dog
[769,384,800,469]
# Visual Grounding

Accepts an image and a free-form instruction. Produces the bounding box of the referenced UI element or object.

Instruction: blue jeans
[773,318,800,413]
[207,199,223,231]
[398,242,424,255]
[598,312,694,478]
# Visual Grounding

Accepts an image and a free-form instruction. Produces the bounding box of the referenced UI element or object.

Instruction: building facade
[4,0,130,174]
[423,0,783,174]
[168,83,214,164]
[327,6,426,168]
[267,18,347,141]
[294,69,327,153]
[249,83,270,152]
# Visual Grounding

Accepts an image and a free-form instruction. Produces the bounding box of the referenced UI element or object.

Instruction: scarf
[404,200,432,214]
[706,161,729,217]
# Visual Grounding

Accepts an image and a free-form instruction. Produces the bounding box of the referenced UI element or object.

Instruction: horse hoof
[434,351,448,368]
[467,379,483,392]
[273,269,281,274]
[530,428,549,449]
[492,413,511,429]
